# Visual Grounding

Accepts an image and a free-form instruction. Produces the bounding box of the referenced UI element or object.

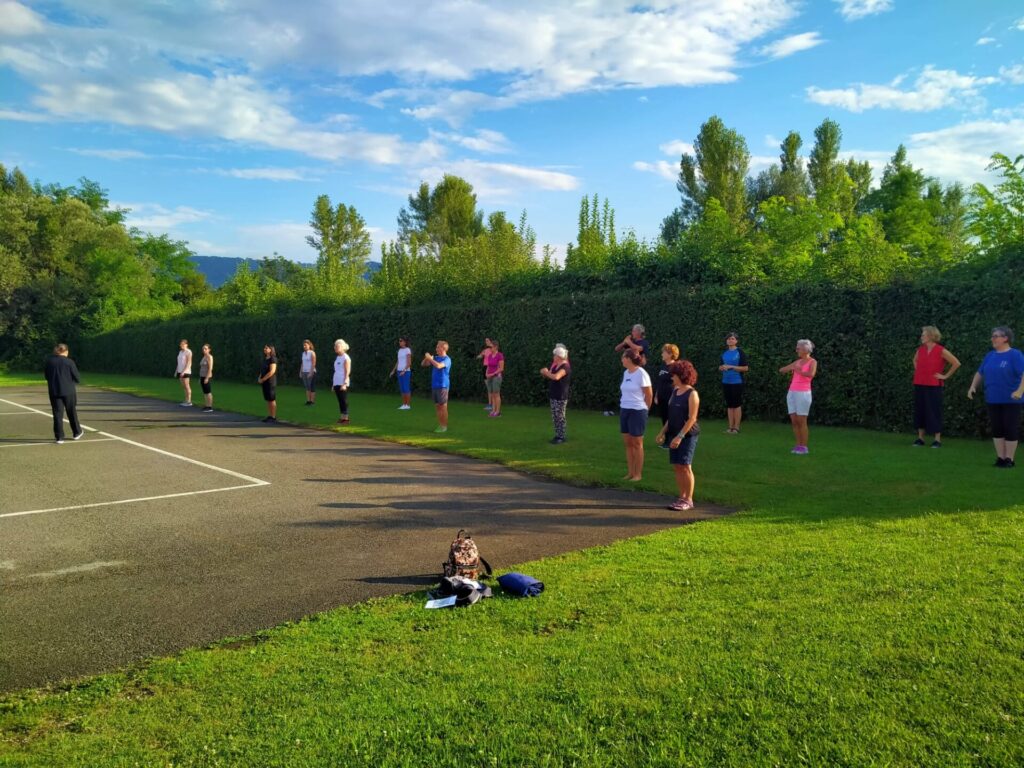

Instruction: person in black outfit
[43,343,83,444]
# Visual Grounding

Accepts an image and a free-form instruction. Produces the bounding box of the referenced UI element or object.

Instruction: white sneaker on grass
[398,405,411,410]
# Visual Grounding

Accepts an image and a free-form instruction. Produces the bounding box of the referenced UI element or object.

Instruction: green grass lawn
[2,371,1023,766]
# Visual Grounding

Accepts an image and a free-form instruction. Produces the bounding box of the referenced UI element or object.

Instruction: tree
[808,118,854,221]
[676,116,751,228]
[306,194,372,290]
[969,153,1024,255]
[565,194,617,271]
[396,175,484,255]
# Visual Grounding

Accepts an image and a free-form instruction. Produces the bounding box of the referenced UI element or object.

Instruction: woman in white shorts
[779,339,817,455]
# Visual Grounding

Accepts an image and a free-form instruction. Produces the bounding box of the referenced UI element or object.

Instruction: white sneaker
[179,401,193,407]
[398,405,411,410]
[55,439,65,444]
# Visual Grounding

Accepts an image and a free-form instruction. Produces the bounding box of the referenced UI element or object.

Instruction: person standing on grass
[656,360,701,511]
[174,339,193,407]
[968,326,1024,468]
[258,344,278,423]
[541,344,571,444]
[485,339,505,418]
[332,339,351,425]
[199,344,214,413]
[476,338,494,410]
[719,332,749,434]
[619,349,653,481]
[615,324,650,367]
[780,339,817,455]
[653,344,680,442]
[390,336,413,410]
[43,343,83,444]
[423,340,452,433]
[300,339,317,406]
[912,326,960,448]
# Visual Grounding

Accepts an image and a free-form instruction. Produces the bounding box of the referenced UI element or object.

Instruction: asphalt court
[1,386,731,691]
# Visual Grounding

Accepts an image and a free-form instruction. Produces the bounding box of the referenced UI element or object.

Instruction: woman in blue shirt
[968,326,1024,468]
[718,332,748,434]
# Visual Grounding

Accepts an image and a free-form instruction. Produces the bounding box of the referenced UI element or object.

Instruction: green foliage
[306,194,372,290]
[969,152,1024,256]
[80,264,1022,438]
[677,115,751,228]
[565,194,617,271]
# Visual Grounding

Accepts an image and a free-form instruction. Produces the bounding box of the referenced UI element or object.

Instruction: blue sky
[2,0,1023,263]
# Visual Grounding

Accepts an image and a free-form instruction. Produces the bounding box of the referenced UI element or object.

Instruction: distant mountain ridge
[189,255,381,288]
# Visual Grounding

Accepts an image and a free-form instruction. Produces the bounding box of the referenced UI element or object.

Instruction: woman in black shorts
[719,332,748,434]
[258,344,278,423]
[199,343,214,412]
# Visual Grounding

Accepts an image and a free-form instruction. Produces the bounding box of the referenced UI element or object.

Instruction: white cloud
[417,160,580,201]
[1000,65,1024,85]
[0,1,45,36]
[903,119,1024,184]
[235,222,315,260]
[632,160,679,182]
[0,108,49,122]
[117,203,215,231]
[835,0,893,21]
[67,148,149,160]
[806,66,999,112]
[976,37,996,46]
[659,140,696,157]
[759,32,824,59]
[432,128,513,154]
[213,167,315,181]
[1015,17,1024,32]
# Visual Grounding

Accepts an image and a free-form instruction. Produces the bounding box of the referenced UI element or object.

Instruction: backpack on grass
[443,529,492,580]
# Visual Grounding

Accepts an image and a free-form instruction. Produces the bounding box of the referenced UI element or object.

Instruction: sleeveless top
[913,344,945,387]
[301,350,314,373]
[199,355,210,378]
[789,359,814,392]
[667,387,700,437]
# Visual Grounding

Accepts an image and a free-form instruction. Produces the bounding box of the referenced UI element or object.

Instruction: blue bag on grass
[497,572,544,597]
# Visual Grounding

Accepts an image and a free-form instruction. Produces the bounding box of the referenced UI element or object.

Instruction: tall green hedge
[78,275,1023,437]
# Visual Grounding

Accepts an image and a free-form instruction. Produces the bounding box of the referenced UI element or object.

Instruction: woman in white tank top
[300,339,317,405]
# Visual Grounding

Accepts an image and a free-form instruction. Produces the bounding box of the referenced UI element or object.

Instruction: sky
[2,0,1023,263]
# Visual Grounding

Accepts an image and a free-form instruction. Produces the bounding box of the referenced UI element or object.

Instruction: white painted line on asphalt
[0,398,100,432]
[0,437,117,449]
[15,560,128,580]
[0,411,42,415]
[0,396,271,519]
[95,431,269,485]
[0,483,266,520]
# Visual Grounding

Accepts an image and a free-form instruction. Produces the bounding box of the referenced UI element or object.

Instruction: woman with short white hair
[779,339,817,454]
[540,344,571,444]
[332,339,351,425]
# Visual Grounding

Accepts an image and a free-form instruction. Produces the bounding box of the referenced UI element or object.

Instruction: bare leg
[181,377,191,403]
[438,404,448,428]
[790,413,800,446]
[1006,440,1018,461]
[493,393,501,416]
[622,434,632,478]
[268,400,277,418]
[675,464,694,501]
[632,436,644,480]
[993,437,1007,459]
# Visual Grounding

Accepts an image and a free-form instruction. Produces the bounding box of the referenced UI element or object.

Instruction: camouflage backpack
[443,529,492,580]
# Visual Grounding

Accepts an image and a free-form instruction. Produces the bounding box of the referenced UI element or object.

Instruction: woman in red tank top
[912,325,961,447]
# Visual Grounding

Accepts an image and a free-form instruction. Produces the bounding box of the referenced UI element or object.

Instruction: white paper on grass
[424,596,458,609]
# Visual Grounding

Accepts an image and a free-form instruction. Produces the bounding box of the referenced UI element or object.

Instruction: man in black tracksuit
[43,343,83,443]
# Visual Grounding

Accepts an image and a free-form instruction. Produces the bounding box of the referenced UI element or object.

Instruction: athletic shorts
[619,407,648,437]
[397,370,411,394]
[988,403,1022,441]
[669,433,699,466]
[432,387,449,405]
[200,378,212,395]
[485,375,502,393]
[300,371,316,392]
[177,372,191,379]
[913,385,943,434]
[722,383,744,409]
[787,390,812,416]
[262,381,277,402]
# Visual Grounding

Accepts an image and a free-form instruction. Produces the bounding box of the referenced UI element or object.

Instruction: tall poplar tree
[676,116,751,228]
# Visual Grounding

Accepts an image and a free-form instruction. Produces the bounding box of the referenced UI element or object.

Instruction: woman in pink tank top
[779,339,817,454]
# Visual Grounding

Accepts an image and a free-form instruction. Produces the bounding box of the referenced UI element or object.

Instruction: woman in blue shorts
[656,360,701,511]
[619,349,652,481]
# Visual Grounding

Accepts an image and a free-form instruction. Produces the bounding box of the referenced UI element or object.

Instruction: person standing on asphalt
[174,339,193,407]
[44,343,83,444]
